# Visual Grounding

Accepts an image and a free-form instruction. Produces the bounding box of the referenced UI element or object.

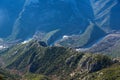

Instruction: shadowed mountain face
[11,0,93,40]
[0,1,120,80]
[0,0,25,38]
[0,0,120,46]
[90,0,120,31]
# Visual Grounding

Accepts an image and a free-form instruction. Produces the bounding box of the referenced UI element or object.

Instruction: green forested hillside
[0,68,20,80]
[0,40,119,80]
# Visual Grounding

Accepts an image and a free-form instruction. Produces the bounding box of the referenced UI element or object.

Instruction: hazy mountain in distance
[0,0,120,47]
[0,0,25,38]
[10,0,93,41]
[0,1,120,79]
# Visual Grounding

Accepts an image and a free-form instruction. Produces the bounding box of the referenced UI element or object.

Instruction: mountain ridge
[0,40,120,80]
[0,0,120,48]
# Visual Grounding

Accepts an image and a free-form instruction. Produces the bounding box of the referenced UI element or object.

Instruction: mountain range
[0,0,120,80]
[0,40,119,80]
[0,0,120,47]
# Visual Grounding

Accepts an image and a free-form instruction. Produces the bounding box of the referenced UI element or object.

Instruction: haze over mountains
[0,0,120,46]
[0,0,24,38]
[0,0,120,80]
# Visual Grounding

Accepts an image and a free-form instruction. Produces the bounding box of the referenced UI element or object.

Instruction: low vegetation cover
[0,40,119,80]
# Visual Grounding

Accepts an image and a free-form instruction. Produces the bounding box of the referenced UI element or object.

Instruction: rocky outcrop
[78,54,113,73]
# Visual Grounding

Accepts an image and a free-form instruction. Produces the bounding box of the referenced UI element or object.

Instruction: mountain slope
[0,0,119,48]
[83,63,120,80]
[10,0,120,40]
[0,0,25,38]
[56,22,106,48]
[1,40,118,80]
[0,67,20,80]
[90,0,119,31]
[10,0,92,40]
[87,32,120,57]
